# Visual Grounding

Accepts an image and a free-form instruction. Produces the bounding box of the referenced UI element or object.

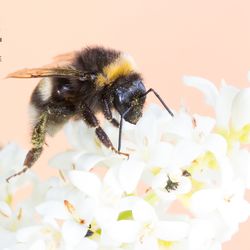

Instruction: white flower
[231,88,250,131]
[0,143,35,203]
[1,74,250,250]
[151,169,192,201]
[14,219,93,250]
[183,76,250,144]
[230,146,250,188]
[104,199,189,249]
[188,217,226,250]
[190,178,250,227]
[49,121,121,172]
[67,169,124,230]
[183,76,238,129]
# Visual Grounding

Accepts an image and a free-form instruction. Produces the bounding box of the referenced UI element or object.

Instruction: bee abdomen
[29,78,53,125]
[29,77,75,136]
[36,77,53,102]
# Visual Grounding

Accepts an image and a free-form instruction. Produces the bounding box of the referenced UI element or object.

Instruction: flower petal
[74,153,105,171]
[170,140,203,169]
[231,88,250,130]
[49,151,80,169]
[75,238,98,250]
[156,220,189,241]
[68,170,101,198]
[106,220,140,243]
[0,201,12,218]
[133,199,156,223]
[216,81,238,129]
[135,235,159,250]
[190,189,220,215]
[204,134,227,157]
[95,206,119,229]
[62,220,87,247]
[16,226,41,242]
[36,201,69,219]
[118,160,145,193]
[183,76,218,107]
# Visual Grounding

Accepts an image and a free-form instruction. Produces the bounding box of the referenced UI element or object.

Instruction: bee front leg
[6,113,48,182]
[81,104,128,158]
[102,98,119,128]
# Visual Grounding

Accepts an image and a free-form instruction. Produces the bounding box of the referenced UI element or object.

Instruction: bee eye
[113,89,130,114]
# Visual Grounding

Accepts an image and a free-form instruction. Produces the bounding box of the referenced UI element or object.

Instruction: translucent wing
[7,67,96,81]
[7,50,96,81]
[43,51,77,67]
[52,51,76,64]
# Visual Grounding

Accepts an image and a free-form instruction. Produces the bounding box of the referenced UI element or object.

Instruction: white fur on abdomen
[38,77,53,101]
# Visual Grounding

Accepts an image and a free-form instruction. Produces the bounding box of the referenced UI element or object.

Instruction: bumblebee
[6,46,173,182]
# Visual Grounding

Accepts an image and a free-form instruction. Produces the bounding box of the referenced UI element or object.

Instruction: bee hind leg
[6,112,48,182]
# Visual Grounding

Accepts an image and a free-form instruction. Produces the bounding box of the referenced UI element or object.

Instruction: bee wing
[43,51,77,68]
[7,67,95,81]
[52,51,76,64]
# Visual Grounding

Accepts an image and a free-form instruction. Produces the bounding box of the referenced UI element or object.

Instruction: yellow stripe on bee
[96,53,136,87]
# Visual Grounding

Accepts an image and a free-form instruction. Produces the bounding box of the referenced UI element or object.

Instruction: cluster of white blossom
[1,76,250,250]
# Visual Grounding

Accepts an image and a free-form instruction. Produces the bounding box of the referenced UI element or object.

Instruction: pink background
[1,0,250,248]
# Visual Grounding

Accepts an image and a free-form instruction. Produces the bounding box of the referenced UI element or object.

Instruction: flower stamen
[64,200,85,224]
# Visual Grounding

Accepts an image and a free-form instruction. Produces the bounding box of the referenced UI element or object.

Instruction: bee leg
[117,107,133,152]
[102,98,119,127]
[118,114,123,151]
[102,97,122,152]
[96,126,128,158]
[81,104,129,158]
[6,113,48,182]
[142,88,174,117]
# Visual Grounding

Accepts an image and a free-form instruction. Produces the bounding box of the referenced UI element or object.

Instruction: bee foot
[111,147,129,159]
[6,165,29,183]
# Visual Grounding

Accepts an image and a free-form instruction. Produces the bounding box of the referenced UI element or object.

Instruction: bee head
[113,75,146,124]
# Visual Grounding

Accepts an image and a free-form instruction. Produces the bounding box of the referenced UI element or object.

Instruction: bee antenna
[140,88,174,117]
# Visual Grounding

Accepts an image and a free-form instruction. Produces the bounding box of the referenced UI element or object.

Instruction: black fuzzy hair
[73,46,120,73]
